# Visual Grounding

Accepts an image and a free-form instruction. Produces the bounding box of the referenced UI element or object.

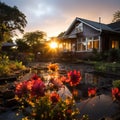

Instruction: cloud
[1,0,120,37]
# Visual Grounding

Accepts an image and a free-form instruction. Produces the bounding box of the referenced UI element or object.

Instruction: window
[93,41,99,49]
[112,40,119,49]
[87,41,92,50]
[75,23,83,33]
[77,38,86,51]
[87,37,99,50]
[87,37,93,50]
[76,36,100,52]
[93,37,99,49]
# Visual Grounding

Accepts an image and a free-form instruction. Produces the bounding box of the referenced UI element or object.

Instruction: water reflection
[84,72,113,88]
[33,62,115,90]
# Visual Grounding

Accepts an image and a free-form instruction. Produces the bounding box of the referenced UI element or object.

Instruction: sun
[50,42,58,49]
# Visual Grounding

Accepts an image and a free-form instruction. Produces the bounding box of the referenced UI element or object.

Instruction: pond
[25,62,120,101]
[28,62,120,120]
[0,62,120,120]
[54,62,118,89]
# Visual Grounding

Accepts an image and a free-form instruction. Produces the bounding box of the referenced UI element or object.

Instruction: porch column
[92,37,93,49]
[98,36,101,52]
[86,37,88,51]
[76,38,78,51]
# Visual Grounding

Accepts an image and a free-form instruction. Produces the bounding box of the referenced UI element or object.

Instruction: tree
[112,10,120,22]
[23,31,47,53]
[23,31,46,45]
[0,2,27,42]
[16,38,30,52]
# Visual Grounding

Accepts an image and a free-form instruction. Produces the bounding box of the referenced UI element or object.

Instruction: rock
[0,92,3,98]
[0,106,7,113]
[3,90,15,99]
[5,98,19,107]
[0,98,4,106]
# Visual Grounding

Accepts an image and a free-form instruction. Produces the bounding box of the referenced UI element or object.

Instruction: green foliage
[94,62,120,73]
[108,48,120,62]
[23,31,46,46]
[0,64,11,76]
[112,80,120,89]
[0,2,27,42]
[16,38,30,52]
[0,55,26,76]
[94,63,107,72]
[22,31,47,54]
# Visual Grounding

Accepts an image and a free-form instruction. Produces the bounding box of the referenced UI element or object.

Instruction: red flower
[112,88,119,96]
[31,74,39,80]
[66,70,82,86]
[15,81,28,98]
[112,88,120,100]
[66,109,72,115]
[88,88,97,97]
[50,92,60,104]
[31,79,45,97]
[27,80,35,90]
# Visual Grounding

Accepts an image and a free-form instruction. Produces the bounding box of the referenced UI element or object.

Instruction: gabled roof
[64,17,120,37]
[108,21,120,31]
[77,17,113,31]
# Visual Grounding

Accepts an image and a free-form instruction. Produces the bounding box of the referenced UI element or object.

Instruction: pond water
[53,62,117,89]
[29,62,119,97]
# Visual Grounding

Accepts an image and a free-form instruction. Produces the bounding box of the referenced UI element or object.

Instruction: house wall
[83,24,100,37]
[61,19,120,56]
[101,33,120,51]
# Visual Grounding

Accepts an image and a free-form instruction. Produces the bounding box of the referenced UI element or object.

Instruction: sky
[1,0,120,39]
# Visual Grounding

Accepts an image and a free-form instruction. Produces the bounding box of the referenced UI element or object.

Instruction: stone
[0,106,7,113]
[5,98,19,107]
[3,90,15,99]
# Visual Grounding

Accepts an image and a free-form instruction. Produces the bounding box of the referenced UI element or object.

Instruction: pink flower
[66,70,82,86]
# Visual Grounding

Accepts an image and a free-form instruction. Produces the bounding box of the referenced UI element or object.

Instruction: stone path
[77,94,119,120]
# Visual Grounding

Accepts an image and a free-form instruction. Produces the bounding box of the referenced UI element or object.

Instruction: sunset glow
[50,42,58,49]
[2,0,120,38]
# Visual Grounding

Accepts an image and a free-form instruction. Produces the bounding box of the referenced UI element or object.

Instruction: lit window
[112,40,119,49]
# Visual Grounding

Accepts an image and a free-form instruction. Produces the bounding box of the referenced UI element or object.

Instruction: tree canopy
[20,31,47,53]
[16,38,30,52]
[23,31,47,46]
[112,10,120,22]
[0,2,27,42]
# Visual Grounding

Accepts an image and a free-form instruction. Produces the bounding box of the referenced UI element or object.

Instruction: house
[59,17,120,59]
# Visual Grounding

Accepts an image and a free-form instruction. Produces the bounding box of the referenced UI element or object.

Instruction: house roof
[2,42,17,47]
[108,21,120,31]
[64,17,120,37]
[77,17,114,32]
